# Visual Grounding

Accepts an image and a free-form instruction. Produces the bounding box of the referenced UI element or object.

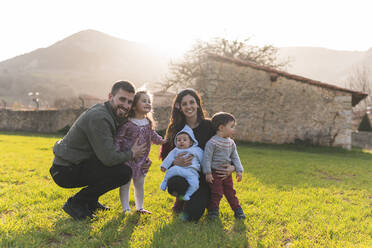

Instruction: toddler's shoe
[207,209,219,220]
[234,207,246,220]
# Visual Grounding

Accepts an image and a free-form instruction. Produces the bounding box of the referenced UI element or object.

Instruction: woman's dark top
[160,119,216,221]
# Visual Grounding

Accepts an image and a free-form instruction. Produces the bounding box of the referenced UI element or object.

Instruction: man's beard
[111,101,128,122]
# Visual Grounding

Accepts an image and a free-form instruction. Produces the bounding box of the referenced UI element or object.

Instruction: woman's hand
[141,158,152,173]
[236,172,242,182]
[173,152,193,167]
[214,164,235,180]
[205,173,214,184]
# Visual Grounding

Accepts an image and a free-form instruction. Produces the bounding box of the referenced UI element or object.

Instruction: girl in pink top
[115,91,166,214]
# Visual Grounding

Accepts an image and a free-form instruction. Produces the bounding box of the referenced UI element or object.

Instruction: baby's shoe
[160,182,167,191]
[234,207,245,219]
[207,209,219,220]
[183,195,190,201]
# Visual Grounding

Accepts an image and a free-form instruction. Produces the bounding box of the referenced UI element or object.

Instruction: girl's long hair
[165,88,206,143]
[128,91,155,130]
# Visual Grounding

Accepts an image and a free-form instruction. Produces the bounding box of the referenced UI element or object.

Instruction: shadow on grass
[151,215,249,248]
[0,212,139,248]
[237,140,372,159]
[0,131,62,139]
[237,141,372,191]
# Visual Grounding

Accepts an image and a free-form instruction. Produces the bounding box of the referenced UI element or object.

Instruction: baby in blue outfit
[160,125,203,201]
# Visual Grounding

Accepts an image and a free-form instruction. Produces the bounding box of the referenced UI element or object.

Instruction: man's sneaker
[207,209,219,219]
[88,201,111,213]
[62,197,93,220]
[234,207,246,220]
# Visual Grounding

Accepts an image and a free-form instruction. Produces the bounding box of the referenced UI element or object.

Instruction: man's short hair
[111,81,136,96]
[211,112,236,131]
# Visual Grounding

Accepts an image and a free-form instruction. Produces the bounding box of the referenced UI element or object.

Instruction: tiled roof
[207,53,368,107]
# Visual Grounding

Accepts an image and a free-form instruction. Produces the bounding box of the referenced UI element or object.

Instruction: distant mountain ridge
[0,30,170,106]
[0,29,371,107]
[278,47,372,87]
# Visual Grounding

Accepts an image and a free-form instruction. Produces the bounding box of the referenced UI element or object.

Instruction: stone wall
[0,109,84,133]
[153,106,172,131]
[196,60,354,149]
[0,107,171,134]
[0,59,360,150]
[352,131,372,149]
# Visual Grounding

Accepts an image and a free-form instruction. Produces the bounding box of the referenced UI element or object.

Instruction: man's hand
[142,158,152,173]
[205,173,214,184]
[161,167,166,172]
[236,172,242,182]
[173,152,193,167]
[131,138,146,160]
[214,164,235,180]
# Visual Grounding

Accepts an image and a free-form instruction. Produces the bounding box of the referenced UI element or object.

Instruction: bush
[358,113,372,132]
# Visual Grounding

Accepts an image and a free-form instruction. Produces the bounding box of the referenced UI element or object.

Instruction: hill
[278,46,372,87]
[0,30,170,107]
[1,30,371,107]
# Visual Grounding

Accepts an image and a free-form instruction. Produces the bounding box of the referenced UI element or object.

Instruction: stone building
[152,91,176,107]
[193,54,368,149]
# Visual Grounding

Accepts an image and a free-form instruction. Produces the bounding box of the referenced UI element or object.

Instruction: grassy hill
[0,133,371,247]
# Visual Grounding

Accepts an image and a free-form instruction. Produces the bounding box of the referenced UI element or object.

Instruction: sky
[0,0,371,62]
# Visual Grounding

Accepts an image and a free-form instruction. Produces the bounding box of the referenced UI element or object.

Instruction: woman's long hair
[165,88,206,143]
[128,91,155,130]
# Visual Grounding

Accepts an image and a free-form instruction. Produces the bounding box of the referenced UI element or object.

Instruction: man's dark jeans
[50,156,132,203]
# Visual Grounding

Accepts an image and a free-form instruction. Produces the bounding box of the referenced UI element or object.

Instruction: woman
[160,88,234,221]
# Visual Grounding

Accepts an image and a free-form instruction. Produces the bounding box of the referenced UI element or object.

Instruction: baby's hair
[211,112,236,131]
[128,91,156,130]
[176,132,193,144]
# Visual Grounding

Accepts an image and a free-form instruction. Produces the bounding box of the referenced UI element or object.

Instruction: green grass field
[0,132,371,248]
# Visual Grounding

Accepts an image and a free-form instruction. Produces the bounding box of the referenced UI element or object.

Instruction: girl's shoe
[137,208,152,214]
[234,207,246,219]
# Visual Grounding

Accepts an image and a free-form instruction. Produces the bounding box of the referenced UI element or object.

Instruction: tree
[358,113,372,132]
[163,37,290,91]
[346,66,372,110]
